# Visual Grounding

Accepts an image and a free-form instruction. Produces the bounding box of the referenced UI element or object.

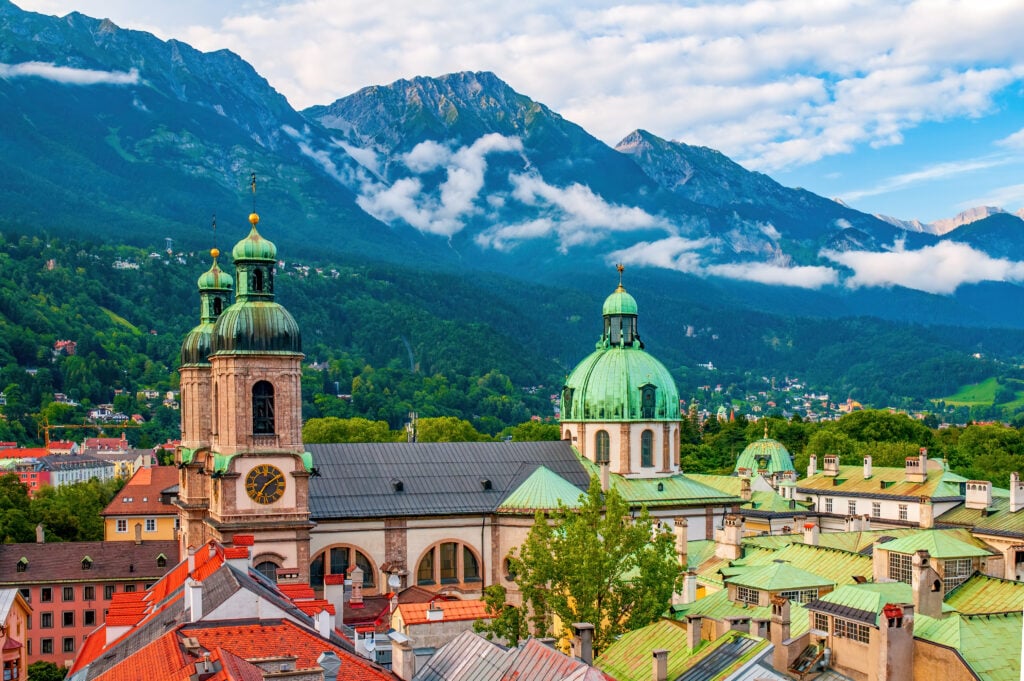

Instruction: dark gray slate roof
[307,441,592,520]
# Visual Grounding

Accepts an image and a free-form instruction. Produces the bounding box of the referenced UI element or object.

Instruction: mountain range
[2,0,1024,340]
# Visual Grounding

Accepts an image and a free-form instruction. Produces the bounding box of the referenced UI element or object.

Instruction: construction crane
[37,419,139,449]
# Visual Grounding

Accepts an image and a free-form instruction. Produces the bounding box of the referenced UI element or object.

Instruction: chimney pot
[572,623,595,665]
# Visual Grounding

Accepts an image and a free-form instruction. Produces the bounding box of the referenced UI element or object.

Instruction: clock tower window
[253,381,275,434]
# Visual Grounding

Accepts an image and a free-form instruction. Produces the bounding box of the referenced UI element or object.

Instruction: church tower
[177,185,314,581]
[560,266,681,476]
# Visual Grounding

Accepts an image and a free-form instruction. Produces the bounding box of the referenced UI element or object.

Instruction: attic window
[480,479,492,490]
[16,558,27,573]
[392,479,404,493]
[81,557,92,570]
[156,554,167,568]
[640,385,657,419]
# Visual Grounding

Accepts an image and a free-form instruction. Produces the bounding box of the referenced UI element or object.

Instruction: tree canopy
[489,476,680,654]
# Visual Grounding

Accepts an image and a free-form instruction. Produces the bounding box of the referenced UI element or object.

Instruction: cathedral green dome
[231,215,277,262]
[180,322,214,366]
[602,286,638,316]
[210,301,301,354]
[562,269,679,422]
[563,346,679,421]
[734,437,796,476]
[197,250,233,291]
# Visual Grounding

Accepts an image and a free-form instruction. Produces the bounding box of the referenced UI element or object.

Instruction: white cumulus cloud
[0,61,140,85]
[821,240,1024,294]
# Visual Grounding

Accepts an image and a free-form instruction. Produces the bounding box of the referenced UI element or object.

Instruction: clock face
[245,464,286,504]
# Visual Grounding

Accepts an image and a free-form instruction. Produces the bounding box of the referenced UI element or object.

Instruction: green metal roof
[810,582,914,625]
[672,589,811,638]
[563,344,680,421]
[577,457,740,507]
[944,573,1024,615]
[595,619,693,681]
[180,322,215,366]
[726,562,835,592]
[797,463,966,501]
[874,529,993,559]
[497,465,584,512]
[685,540,717,571]
[602,287,638,316]
[231,221,277,261]
[684,473,805,513]
[734,438,795,476]
[197,254,233,291]
[937,495,1024,539]
[916,612,1022,681]
[210,300,302,354]
[745,543,872,587]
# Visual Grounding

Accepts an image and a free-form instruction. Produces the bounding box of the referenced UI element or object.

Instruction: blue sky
[16,0,1024,225]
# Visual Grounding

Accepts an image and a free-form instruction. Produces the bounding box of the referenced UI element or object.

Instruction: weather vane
[616,263,625,289]
[211,214,217,251]
[250,172,257,213]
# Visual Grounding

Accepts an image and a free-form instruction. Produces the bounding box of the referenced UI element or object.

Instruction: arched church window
[641,430,653,467]
[416,542,482,586]
[252,381,275,434]
[255,561,279,583]
[253,268,264,293]
[640,385,657,419]
[328,545,375,587]
[213,297,222,316]
[595,430,610,464]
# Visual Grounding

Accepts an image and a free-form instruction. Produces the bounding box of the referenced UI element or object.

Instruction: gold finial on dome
[210,247,220,259]
[249,212,260,226]
[615,263,626,292]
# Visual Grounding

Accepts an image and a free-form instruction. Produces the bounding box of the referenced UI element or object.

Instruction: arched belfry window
[253,381,275,434]
[213,297,223,315]
[562,387,574,419]
[641,429,653,467]
[640,385,657,419]
[595,430,610,464]
[253,269,264,293]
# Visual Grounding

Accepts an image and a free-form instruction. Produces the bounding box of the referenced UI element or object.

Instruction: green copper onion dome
[231,213,278,262]
[181,248,234,366]
[197,248,233,291]
[561,267,679,422]
[734,429,796,475]
[210,212,301,355]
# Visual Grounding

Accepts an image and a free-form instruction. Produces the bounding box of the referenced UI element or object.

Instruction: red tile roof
[102,466,179,517]
[397,599,491,626]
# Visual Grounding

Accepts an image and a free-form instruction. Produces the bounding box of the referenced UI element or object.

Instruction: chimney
[224,546,250,572]
[905,448,927,483]
[317,652,341,680]
[740,477,752,502]
[919,496,934,529]
[863,455,873,479]
[965,480,992,510]
[572,623,594,665]
[350,566,364,608]
[714,515,743,560]
[803,521,819,546]
[600,461,610,493]
[862,513,871,531]
[426,601,444,622]
[807,454,817,478]
[673,569,698,606]
[770,595,797,673]
[134,523,143,545]
[878,603,915,681]
[186,578,203,622]
[911,550,943,619]
[1012,472,1024,513]
[822,454,839,477]
[187,545,199,573]
[314,608,333,639]
[35,524,44,544]
[686,614,703,650]
[652,649,669,681]
[673,517,688,569]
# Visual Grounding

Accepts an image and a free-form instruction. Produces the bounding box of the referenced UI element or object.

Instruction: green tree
[302,417,401,443]
[28,661,67,681]
[501,477,680,654]
[502,421,560,442]
[415,416,488,442]
[473,584,529,646]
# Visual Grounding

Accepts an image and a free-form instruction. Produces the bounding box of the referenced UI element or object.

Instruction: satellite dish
[388,574,401,589]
